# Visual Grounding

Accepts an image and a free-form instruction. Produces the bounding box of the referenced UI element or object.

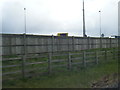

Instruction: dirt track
[91,73,119,88]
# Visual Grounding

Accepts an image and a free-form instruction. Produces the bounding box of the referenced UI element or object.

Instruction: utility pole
[83,0,86,37]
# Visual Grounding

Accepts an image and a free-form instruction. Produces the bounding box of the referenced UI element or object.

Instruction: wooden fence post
[52,35,54,53]
[67,37,70,52]
[83,51,86,67]
[117,49,119,59]
[68,52,72,70]
[87,37,90,49]
[48,53,52,74]
[105,50,107,61]
[113,49,116,60]
[100,38,102,49]
[21,33,27,79]
[110,38,112,48]
[22,55,26,79]
[72,36,75,51]
[9,37,12,55]
[95,51,98,64]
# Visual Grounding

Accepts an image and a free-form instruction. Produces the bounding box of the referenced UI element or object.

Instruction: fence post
[68,52,72,70]
[22,55,26,79]
[87,37,90,49]
[110,38,112,48]
[67,37,70,52]
[52,35,54,53]
[72,36,75,51]
[105,50,107,61]
[9,37,12,55]
[100,38,102,49]
[95,51,98,64]
[22,33,27,79]
[83,51,86,67]
[113,49,116,60]
[48,53,52,74]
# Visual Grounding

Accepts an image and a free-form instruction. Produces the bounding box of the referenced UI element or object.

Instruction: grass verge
[3,57,118,88]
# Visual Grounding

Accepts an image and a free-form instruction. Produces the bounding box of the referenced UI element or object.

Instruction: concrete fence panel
[1,34,118,56]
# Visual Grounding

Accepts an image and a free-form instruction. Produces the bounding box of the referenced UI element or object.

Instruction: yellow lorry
[57,33,68,37]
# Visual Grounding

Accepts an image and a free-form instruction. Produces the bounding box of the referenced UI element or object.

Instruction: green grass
[3,57,118,88]
[2,55,18,58]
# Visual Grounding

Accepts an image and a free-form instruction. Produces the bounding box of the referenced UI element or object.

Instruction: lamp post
[99,10,102,49]
[83,0,86,37]
[23,8,27,55]
[22,8,27,79]
[99,10,101,37]
[24,8,26,34]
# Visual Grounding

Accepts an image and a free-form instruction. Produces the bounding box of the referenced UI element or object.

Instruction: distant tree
[101,33,104,37]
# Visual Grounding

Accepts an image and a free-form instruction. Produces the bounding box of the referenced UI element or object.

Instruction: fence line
[2,48,119,80]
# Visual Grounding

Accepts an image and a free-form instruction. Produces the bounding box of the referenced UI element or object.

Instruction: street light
[83,0,87,37]
[22,7,27,79]
[99,10,101,37]
[23,8,27,56]
[24,8,26,34]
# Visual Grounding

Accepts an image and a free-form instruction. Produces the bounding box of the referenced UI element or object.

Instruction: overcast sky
[1,0,119,37]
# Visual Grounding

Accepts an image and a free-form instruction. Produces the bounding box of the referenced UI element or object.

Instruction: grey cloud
[2,1,24,34]
[1,0,119,37]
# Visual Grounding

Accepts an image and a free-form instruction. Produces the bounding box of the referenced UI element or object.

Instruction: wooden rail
[2,48,119,80]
